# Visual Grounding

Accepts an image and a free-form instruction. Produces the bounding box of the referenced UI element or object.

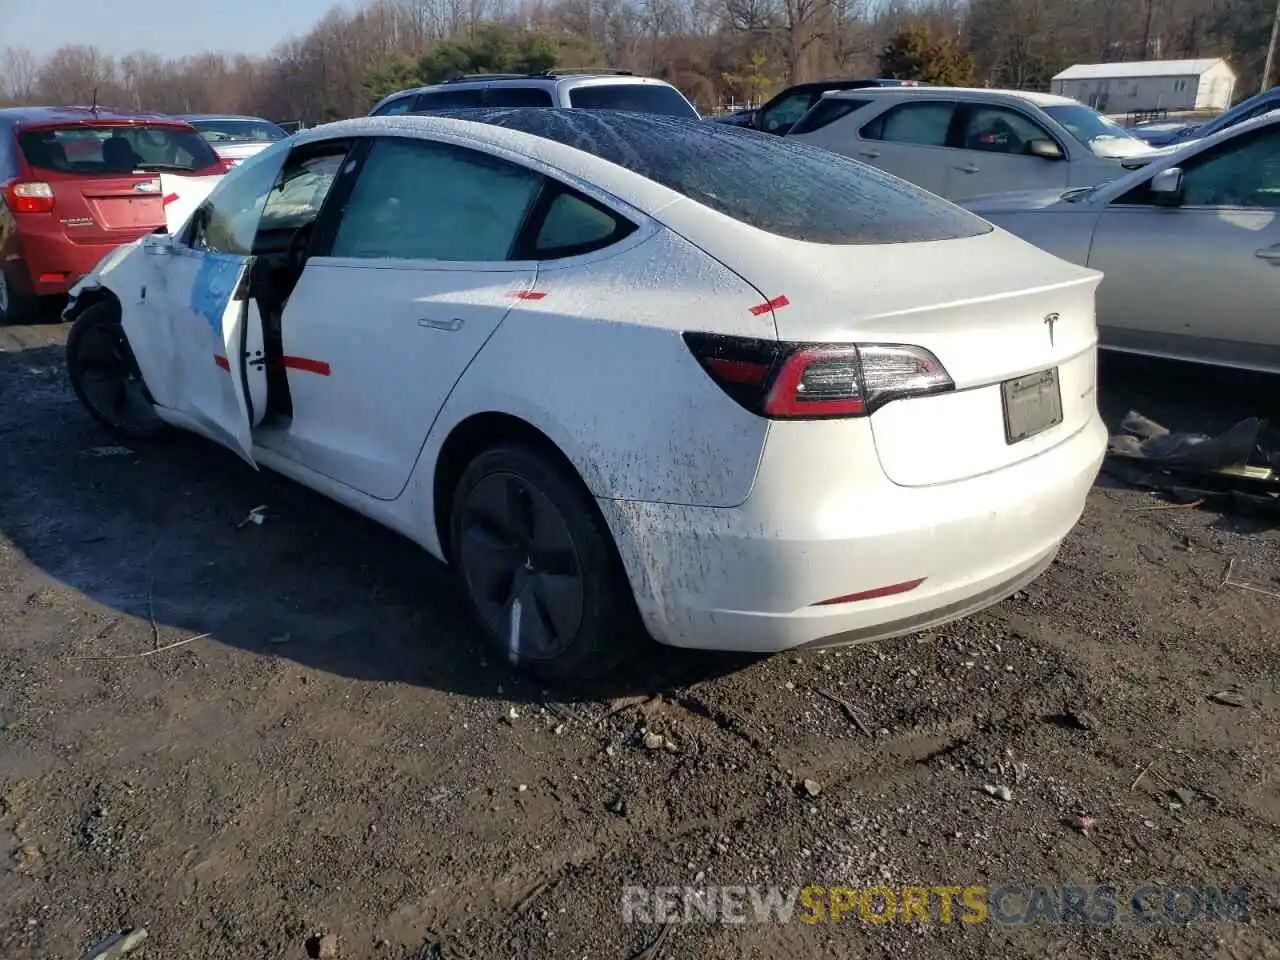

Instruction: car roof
[0,105,193,129]
[826,86,1079,107]
[378,71,672,101]
[180,114,278,123]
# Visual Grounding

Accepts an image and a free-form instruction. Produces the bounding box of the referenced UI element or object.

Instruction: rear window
[191,118,287,143]
[414,89,484,111]
[372,95,417,117]
[18,124,220,174]
[434,109,991,244]
[566,84,698,118]
[789,98,871,134]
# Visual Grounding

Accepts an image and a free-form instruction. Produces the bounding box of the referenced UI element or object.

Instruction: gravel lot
[1,320,1277,959]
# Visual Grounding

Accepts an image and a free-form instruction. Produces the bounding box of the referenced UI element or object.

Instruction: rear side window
[18,124,220,174]
[372,95,417,117]
[330,137,541,261]
[566,84,697,118]
[789,98,871,135]
[414,89,485,111]
[519,188,636,259]
[860,102,956,146]
[485,86,555,108]
[443,111,990,244]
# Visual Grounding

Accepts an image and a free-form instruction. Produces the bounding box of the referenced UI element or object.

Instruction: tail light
[683,332,953,419]
[4,181,55,214]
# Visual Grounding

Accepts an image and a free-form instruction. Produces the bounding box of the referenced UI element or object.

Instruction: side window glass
[962,105,1053,154]
[532,191,635,258]
[189,146,288,254]
[373,96,416,117]
[1181,128,1280,207]
[330,137,541,261]
[414,89,484,110]
[861,102,955,146]
[259,150,347,233]
[790,98,871,135]
[484,87,555,108]
[760,93,816,133]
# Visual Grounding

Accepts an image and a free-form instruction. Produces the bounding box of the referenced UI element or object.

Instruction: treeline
[0,0,1272,121]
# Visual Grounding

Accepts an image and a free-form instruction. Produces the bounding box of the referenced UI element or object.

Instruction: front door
[125,145,289,464]
[258,135,546,500]
[949,103,1071,200]
[1088,124,1280,365]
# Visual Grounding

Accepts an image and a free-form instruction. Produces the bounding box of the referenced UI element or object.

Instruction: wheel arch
[432,411,593,563]
[64,283,124,323]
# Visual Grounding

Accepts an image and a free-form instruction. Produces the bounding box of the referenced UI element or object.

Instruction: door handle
[858,150,881,159]
[418,317,465,332]
[1256,247,1280,263]
[955,164,981,174]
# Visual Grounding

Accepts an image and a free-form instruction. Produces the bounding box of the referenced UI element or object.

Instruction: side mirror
[1027,138,1064,161]
[1149,167,1184,205]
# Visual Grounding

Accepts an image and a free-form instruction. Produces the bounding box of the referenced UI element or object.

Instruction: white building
[1050,58,1236,114]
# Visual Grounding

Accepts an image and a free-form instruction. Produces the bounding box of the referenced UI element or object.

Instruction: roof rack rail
[541,68,633,77]
[443,72,531,83]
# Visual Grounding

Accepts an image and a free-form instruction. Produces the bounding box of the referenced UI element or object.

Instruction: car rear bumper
[600,412,1107,653]
[13,221,149,296]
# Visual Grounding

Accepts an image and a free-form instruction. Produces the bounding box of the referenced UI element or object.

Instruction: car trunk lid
[659,206,1102,486]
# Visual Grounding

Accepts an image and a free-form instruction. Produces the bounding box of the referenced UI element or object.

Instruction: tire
[66,302,168,441]
[449,441,646,682]
[0,263,34,325]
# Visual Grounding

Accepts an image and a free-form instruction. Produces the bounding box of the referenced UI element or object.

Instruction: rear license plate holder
[1002,368,1063,444]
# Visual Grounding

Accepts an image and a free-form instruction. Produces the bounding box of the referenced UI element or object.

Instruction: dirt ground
[0,319,1277,960]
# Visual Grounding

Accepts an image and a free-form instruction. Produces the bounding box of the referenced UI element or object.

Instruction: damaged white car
[63,111,1107,679]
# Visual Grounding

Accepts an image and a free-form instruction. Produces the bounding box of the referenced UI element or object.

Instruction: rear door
[837,99,960,196]
[949,102,1071,200]
[126,145,288,464]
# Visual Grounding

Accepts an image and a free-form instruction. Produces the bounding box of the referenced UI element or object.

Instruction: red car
[0,107,230,322]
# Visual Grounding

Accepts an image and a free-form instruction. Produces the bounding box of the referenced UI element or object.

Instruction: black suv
[714,78,924,135]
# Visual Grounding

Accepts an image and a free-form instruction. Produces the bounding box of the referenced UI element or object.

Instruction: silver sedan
[964,113,1280,374]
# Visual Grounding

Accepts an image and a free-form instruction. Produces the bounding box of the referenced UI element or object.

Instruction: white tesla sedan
[62,110,1107,679]
[964,112,1280,373]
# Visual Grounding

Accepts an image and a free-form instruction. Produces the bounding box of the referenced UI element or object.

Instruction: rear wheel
[449,442,645,681]
[66,303,167,440]
[0,264,34,325]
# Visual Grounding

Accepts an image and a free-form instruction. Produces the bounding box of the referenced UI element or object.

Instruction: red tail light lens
[5,181,55,214]
[683,333,953,419]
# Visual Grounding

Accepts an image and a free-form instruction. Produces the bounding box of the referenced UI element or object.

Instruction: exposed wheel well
[433,413,587,562]
[68,286,123,323]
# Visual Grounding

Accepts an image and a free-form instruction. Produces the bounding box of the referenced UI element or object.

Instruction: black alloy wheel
[450,442,646,680]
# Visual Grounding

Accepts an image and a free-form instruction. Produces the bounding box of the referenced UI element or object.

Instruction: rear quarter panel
[407,228,776,530]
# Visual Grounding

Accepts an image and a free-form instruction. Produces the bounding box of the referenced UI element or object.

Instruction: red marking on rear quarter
[511,290,546,300]
[749,295,790,317]
[812,578,925,606]
[282,355,331,376]
[214,355,230,370]
[162,193,179,206]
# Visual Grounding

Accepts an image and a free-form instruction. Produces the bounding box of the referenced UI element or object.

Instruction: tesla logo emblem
[1044,312,1060,347]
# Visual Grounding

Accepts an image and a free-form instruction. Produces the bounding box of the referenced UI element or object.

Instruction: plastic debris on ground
[1106,411,1280,519]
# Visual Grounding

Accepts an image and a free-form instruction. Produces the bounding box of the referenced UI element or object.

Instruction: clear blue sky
[6,0,328,59]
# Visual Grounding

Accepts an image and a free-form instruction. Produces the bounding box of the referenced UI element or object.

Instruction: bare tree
[1,47,38,102]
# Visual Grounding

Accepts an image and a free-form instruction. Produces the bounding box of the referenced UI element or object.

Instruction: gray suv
[370,69,699,118]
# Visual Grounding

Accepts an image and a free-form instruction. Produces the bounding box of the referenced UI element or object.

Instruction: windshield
[566,84,699,118]
[192,118,288,143]
[1043,104,1151,158]
[18,124,221,174]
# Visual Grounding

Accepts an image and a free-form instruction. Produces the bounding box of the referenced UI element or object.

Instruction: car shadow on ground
[0,337,760,705]
[2,338,1275,707]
